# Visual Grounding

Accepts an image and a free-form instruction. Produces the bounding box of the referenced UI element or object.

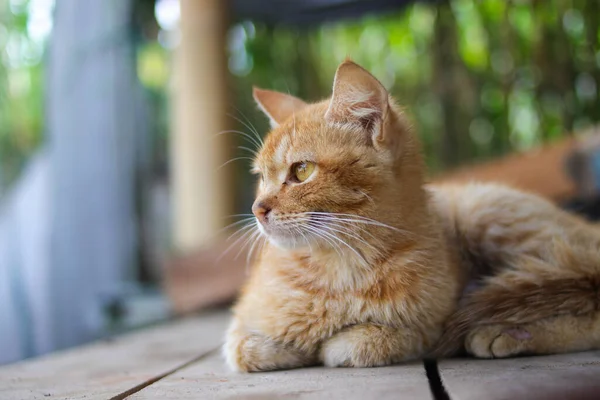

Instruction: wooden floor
[1,309,600,400]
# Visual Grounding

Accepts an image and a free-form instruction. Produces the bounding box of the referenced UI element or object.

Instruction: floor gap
[109,346,222,400]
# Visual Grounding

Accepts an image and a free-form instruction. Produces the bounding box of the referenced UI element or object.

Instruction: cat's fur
[224,60,600,372]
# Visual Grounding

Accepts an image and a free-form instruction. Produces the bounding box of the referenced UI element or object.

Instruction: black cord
[423,359,451,400]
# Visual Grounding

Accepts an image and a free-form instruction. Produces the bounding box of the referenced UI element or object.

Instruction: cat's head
[251,60,423,250]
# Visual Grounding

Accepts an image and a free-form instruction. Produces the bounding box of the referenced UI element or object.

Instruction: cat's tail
[430,242,600,357]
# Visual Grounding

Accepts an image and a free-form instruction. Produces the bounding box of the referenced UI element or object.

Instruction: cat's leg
[223,320,316,372]
[319,323,425,367]
[466,312,600,358]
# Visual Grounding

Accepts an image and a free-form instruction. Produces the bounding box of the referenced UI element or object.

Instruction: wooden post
[171,0,232,252]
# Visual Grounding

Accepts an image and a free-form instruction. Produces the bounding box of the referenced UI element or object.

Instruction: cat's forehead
[264,132,294,164]
[257,118,323,165]
[253,101,359,175]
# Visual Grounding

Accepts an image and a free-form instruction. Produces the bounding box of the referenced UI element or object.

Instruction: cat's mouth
[257,216,312,250]
[261,229,306,250]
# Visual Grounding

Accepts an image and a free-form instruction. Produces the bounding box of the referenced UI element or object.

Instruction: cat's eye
[291,161,315,183]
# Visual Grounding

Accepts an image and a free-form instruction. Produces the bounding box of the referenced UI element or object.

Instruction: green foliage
[2,0,600,195]
[227,0,600,172]
[0,0,46,192]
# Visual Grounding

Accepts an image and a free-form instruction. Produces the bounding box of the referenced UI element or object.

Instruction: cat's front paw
[320,327,395,368]
[224,324,313,372]
[466,325,532,358]
[223,330,255,372]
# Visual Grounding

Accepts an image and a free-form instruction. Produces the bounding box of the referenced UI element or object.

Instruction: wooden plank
[6,307,598,399]
[0,310,230,400]
[129,351,432,399]
[441,352,600,400]
[130,347,600,399]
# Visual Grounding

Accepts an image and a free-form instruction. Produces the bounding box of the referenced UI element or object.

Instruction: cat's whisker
[292,109,298,140]
[327,218,384,245]
[309,214,395,228]
[238,146,259,157]
[219,221,257,257]
[285,224,304,249]
[302,224,344,259]
[257,214,383,265]
[292,224,313,250]
[226,222,257,243]
[274,220,319,250]
[312,216,374,236]
[272,214,384,256]
[216,217,257,237]
[223,213,255,219]
[216,223,258,265]
[227,112,264,147]
[307,222,373,265]
[235,226,262,261]
[217,156,255,171]
[246,234,266,275]
[307,211,395,224]
[305,223,368,267]
[216,129,262,150]
[285,211,409,237]
[225,221,256,245]
[308,213,413,236]
[297,226,314,253]
[230,106,264,146]
[310,220,383,259]
[322,218,383,244]
[290,222,318,254]
[310,219,369,244]
[358,190,375,204]
[246,231,265,265]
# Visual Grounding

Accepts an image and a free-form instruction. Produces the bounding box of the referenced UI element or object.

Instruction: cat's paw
[320,327,395,368]
[223,330,257,372]
[224,326,311,372]
[466,325,532,358]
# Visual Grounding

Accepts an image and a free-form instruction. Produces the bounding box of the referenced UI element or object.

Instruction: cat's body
[431,182,600,357]
[224,60,600,372]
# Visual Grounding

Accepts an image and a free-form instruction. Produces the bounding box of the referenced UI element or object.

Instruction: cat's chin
[267,235,309,251]
[258,223,311,250]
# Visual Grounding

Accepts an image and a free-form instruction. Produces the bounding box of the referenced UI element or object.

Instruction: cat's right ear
[325,60,389,147]
[253,87,308,128]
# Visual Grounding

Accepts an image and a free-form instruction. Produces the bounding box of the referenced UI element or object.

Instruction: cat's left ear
[253,87,308,128]
[325,60,389,146]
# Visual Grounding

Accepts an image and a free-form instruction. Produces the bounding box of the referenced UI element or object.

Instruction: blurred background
[1,0,599,365]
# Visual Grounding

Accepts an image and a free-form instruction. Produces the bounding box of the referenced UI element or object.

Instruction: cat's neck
[271,200,436,292]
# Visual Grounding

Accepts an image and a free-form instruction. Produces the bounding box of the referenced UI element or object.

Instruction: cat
[223,59,600,372]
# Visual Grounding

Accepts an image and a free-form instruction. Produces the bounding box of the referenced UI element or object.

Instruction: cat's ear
[325,60,389,145]
[253,87,308,128]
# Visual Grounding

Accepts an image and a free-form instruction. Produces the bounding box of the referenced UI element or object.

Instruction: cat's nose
[252,201,272,223]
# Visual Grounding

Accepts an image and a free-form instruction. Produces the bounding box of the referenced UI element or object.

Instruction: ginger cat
[224,60,600,372]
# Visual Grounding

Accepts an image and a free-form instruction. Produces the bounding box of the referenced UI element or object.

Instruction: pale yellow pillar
[171,0,232,252]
